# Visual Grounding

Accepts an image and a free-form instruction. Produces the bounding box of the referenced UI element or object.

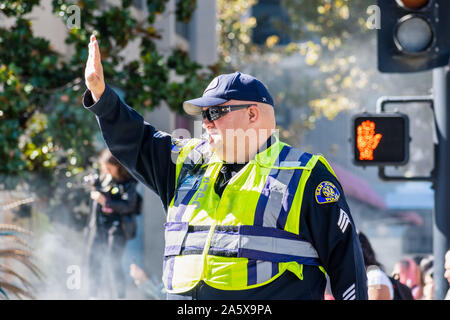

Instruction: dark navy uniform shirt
[83,85,368,300]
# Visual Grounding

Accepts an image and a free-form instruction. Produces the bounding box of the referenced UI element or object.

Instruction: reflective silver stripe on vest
[210,231,240,252]
[165,228,188,248]
[262,147,304,228]
[164,224,319,262]
[207,226,319,260]
[184,231,208,250]
[279,161,302,167]
[164,222,210,256]
[206,230,319,258]
[164,222,188,256]
[239,234,319,258]
[255,261,273,283]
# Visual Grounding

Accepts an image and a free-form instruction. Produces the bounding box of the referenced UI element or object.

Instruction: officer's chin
[210,142,228,161]
[208,132,221,145]
[210,142,223,158]
[208,134,221,149]
[215,147,247,164]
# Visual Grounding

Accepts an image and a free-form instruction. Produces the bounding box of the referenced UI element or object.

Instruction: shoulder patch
[315,181,340,204]
[171,138,184,153]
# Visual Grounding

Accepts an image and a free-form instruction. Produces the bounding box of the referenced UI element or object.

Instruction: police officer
[84,35,368,300]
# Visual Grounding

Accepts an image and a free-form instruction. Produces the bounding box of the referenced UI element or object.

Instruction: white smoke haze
[32,222,89,299]
[32,221,143,300]
[20,198,143,300]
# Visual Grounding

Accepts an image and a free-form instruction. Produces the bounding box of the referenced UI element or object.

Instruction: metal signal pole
[432,65,450,299]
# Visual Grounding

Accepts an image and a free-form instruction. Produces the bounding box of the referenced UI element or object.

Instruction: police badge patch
[171,138,183,153]
[315,181,340,204]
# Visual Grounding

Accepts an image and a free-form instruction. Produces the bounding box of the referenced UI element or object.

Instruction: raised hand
[357,120,382,160]
[84,35,105,102]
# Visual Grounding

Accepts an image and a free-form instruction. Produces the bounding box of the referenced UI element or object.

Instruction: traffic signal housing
[352,113,410,166]
[377,0,450,73]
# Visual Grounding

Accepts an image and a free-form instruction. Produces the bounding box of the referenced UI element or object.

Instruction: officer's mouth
[206,130,221,145]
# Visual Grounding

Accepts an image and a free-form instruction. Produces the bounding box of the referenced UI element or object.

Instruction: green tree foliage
[0,0,215,224]
[217,0,384,145]
[219,0,432,174]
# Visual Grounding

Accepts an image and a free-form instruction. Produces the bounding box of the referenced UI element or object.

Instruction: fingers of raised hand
[91,37,101,62]
[86,38,102,80]
[87,35,101,64]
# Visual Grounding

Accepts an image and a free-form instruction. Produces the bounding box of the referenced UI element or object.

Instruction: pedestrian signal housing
[352,113,410,166]
[377,0,450,73]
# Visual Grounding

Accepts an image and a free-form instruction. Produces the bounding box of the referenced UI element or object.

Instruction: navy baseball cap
[183,71,274,115]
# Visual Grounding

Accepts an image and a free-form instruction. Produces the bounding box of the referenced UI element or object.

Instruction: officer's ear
[247,105,259,123]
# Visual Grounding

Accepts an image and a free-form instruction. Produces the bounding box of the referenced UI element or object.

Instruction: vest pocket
[164,222,189,256]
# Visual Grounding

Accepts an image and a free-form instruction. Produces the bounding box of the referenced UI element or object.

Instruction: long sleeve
[83,85,177,211]
[300,161,368,300]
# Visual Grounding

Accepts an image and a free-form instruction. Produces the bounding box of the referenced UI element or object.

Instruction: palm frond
[0,249,45,280]
[0,286,8,299]
[0,265,35,290]
[0,281,36,300]
[0,248,33,259]
[0,224,44,299]
[0,224,33,236]
[0,234,33,249]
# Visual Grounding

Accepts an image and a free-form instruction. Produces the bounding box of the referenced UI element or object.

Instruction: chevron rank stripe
[343,283,356,300]
[338,208,350,233]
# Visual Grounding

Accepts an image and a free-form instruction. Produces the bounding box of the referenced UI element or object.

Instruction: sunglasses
[201,104,256,122]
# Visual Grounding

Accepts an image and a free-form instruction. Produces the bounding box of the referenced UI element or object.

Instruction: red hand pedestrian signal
[353,113,409,166]
[356,120,383,161]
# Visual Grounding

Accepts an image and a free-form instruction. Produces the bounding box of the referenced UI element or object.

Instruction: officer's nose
[203,118,215,130]
[202,111,215,129]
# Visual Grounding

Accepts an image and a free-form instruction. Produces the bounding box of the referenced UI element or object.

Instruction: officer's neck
[224,134,275,164]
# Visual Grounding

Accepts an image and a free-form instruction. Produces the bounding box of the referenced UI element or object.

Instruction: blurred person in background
[444,250,450,300]
[392,257,422,300]
[85,149,142,299]
[129,263,165,299]
[420,255,434,300]
[412,255,425,299]
[412,255,425,267]
[358,231,393,300]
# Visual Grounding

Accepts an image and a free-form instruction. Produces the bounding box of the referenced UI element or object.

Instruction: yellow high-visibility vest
[163,137,336,293]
